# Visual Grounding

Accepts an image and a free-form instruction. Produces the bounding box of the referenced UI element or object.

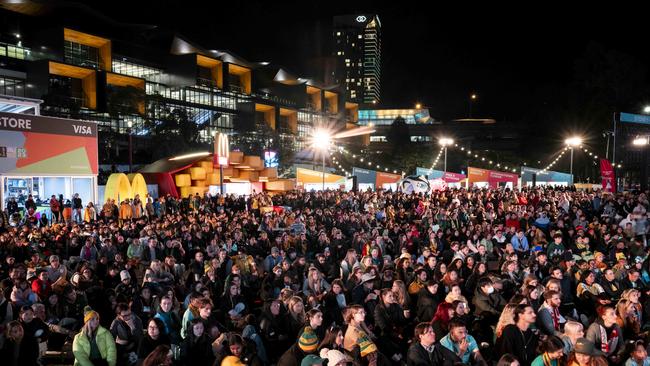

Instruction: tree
[144,96,210,160]
[386,116,411,153]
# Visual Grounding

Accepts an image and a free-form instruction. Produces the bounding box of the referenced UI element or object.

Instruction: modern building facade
[357,107,525,170]
[0,4,359,172]
[333,14,381,106]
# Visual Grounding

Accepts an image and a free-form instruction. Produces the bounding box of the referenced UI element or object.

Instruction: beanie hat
[320,349,351,366]
[298,326,319,353]
[301,355,324,366]
[83,306,99,324]
[221,356,245,366]
[120,270,131,281]
[355,329,378,357]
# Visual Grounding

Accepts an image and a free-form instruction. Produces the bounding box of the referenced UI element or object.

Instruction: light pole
[565,136,583,177]
[127,120,133,173]
[312,129,332,191]
[439,137,454,172]
[634,136,649,191]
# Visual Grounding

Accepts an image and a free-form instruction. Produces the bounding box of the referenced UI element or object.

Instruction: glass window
[72,177,93,205]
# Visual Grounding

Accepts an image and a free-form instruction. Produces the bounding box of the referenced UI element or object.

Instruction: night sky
[67,1,650,124]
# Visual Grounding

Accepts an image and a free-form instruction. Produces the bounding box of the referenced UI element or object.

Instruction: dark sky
[77,1,650,122]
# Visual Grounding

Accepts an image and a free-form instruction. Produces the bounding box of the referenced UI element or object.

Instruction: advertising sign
[352,167,377,185]
[415,167,466,183]
[520,167,573,185]
[600,159,616,193]
[0,112,98,175]
[468,167,518,188]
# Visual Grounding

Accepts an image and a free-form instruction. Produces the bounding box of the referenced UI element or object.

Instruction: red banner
[600,159,616,192]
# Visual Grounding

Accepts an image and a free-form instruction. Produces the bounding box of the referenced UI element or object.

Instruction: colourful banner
[415,167,466,183]
[600,159,616,193]
[296,168,345,184]
[376,171,401,187]
[352,167,377,185]
[0,112,98,175]
[468,167,518,188]
[521,167,573,185]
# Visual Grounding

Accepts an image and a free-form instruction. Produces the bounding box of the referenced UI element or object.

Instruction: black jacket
[496,324,539,366]
[406,342,460,366]
[416,287,439,322]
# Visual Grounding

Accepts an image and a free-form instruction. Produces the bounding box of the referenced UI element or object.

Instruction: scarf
[542,353,554,366]
[599,323,618,354]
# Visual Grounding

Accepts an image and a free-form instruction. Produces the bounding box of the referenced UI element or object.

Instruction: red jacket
[31,278,51,299]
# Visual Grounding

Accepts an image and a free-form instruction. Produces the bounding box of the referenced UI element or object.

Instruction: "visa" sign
[72,125,93,135]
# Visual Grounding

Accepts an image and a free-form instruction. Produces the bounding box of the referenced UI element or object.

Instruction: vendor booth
[415,167,467,188]
[0,111,98,215]
[352,167,376,191]
[467,167,518,189]
[351,167,401,191]
[520,167,573,187]
[138,150,287,198]
[296,168,345,191]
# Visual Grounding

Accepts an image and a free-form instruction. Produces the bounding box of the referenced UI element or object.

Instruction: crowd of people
[1,186,650,366]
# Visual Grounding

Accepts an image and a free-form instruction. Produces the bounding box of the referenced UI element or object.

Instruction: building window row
[0,42,28,60]
[0,76,26,97]
[112,59,162,80]
[64,40,100,70]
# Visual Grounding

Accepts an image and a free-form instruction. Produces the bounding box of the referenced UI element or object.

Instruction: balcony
[197,77,218,89]
[230,84,244,94]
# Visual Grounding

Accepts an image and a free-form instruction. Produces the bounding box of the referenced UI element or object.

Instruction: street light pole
[565,136,583,179]
[569,147,574,176]
[127,120,133,173]
[444,146,448,172]
[438,137,454,172]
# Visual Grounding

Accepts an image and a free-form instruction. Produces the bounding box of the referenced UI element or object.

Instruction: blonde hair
[288,296,305,324]
[495,304,517,338]
[562,320,584,345]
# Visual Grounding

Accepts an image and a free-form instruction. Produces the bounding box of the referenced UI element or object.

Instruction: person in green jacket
[73,306,117,366]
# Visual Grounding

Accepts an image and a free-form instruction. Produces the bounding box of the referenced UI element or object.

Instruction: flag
[600,159,616,193]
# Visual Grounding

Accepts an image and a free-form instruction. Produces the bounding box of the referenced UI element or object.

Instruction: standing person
[497,304,539,366]
[0,321,39,366]
[406,322,460,366]
[73,193,83,223]
[50,195,60,224]
[72,307,117,366]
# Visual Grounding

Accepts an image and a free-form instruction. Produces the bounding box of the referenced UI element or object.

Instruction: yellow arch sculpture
[127,173,148,201]
[104,173,132,203]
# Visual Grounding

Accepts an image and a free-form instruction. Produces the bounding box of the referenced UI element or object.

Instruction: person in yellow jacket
[73,306,117,366]
[119,200,132,224]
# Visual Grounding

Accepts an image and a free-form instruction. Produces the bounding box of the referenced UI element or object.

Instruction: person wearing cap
[299,354,323,366]
[72,306,116,366]
[351,273,378,315]
[567,338,606,366]
[115,270,136,303]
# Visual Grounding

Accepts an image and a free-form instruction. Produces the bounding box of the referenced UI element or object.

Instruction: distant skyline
[14,1,650,124]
